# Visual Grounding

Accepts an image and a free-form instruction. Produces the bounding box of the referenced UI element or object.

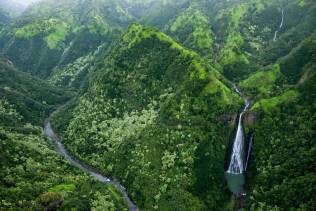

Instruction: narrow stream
[273,8,284,42]
[44,118,138,211]
[225,85,250,195]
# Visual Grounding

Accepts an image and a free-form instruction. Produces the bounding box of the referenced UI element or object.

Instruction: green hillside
[0,60,73,125]
[240,32,316,210]
[0,60,128,210]
[0,0,315,210]
[0,0,134,77]
[53,24,241,210]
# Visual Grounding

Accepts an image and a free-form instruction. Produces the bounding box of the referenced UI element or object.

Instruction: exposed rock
[244,111,256,125]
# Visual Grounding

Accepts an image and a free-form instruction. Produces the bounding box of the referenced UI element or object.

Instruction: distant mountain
[0,0,135,77]
[1,0,315,80]
[160,0,316,80]
[0,0,42,17]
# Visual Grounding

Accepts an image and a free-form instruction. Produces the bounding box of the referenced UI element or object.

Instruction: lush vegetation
[0,125,128,210]
[15,19,69,49]
[52,24,241,210]
[0,0,133,77]
[0,60,128,210]
[1,0,315,210]
[245,78,315,210]
[0,61,73,125]
[242,32,316,210]
[167,5,214,55]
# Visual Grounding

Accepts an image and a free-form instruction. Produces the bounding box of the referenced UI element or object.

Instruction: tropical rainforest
[0,0,315,210]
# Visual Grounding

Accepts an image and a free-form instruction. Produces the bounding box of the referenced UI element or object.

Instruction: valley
[0,0,315,210]
[45,116,138,211]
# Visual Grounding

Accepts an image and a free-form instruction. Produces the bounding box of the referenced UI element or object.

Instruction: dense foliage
[54,24,241,210]
[241,32,316,210]
[1,0,315,210]
[0,125,128,210]
[0,0,132,77]
[0,61,72,125]
[0,60,128,210]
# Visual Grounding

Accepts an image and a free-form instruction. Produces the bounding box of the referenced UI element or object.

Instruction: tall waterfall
[226,86,250,174]
[273,8,284,42]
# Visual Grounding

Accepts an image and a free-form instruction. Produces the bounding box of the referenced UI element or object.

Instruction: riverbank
[44,113,139,211]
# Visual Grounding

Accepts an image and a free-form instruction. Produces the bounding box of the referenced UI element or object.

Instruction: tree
[91,192,116,211]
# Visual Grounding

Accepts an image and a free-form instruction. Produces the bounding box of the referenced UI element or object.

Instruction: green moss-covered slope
[166,5,214,55]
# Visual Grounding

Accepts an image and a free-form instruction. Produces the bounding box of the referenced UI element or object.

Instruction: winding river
[225,85,251,195]
[44,117,138,211]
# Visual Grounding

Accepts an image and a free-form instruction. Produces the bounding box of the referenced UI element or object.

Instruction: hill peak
[122,23,197,57]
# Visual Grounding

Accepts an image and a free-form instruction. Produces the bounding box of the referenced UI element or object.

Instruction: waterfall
[226,86,250,174]
[245,134,254,171]
[273,8,284,42]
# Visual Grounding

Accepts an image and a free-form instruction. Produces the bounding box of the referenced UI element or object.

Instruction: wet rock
[244,111,256,125]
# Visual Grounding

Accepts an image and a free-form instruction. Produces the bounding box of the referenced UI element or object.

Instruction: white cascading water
[227,86,250,174]
[273,8,284,42]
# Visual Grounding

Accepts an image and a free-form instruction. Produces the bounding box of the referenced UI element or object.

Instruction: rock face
[244,111,256,126]
[2,58,13,66]
[219,113,237,125]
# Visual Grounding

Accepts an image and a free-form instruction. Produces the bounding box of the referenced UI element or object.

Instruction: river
[44,117,138,211]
